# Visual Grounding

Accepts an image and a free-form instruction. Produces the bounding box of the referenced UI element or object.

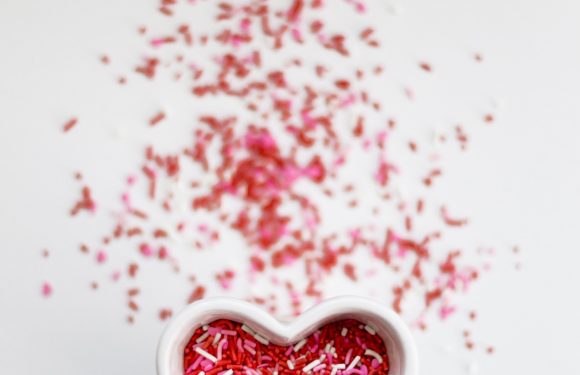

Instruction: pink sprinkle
[339,93,356,108]
[346,0,367,13]
[219,278,232,290]
[232,35,242,47]
[241,18,251,33]
[190,355,203,371]
[291,28,303,43]
[349,229,361,240]
[217,338,228,359]
[301,110,316,128]
[140,243,154,257]
[96,250,107,264]
[41,282,53,297]
[208,326,221,335]
[121,192,131,206]
[150,38,171,48]
[439,305,457,320]
[363,138,372,150]
[202,360,213,371]
[345,348,353,364]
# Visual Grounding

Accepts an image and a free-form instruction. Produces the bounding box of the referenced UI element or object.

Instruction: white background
[1,0,580,374]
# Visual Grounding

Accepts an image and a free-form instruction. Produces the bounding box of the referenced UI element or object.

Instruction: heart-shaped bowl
[157,296,418,375]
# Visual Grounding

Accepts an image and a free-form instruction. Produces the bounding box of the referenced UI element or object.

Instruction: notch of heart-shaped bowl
[157,296,418,375]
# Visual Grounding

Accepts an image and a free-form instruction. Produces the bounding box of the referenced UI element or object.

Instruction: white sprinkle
[222,370,233,375]
[365,349,383,363]
[212,332,222,345]
[254,333,269,345]
[302,359,321,372]
[330,364,346,375]
[346,355,360,370]
[293,338,307,352]
[341,328,348,336]
[241,324,255,335]
[195,332,210,344]
[194,347,217,363]
[364,324,376,335]
[202,325,208,331]
[287,360,295,370]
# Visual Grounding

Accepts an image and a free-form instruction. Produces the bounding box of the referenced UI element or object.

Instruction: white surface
[1,0,580,374]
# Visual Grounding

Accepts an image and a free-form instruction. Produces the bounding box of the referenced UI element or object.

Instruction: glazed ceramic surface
[157,296,418,375]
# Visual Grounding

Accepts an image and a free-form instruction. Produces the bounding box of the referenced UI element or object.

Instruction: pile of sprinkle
[183,319,389,374]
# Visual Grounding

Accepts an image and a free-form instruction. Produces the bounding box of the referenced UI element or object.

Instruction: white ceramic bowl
[157,296,418,375]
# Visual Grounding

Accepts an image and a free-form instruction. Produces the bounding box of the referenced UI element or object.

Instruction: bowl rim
[157,295,418,375]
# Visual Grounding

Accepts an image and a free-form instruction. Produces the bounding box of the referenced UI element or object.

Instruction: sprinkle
[419,62,432,72]
[346,355,360,370]
[41,282,53,297]
[241,324,255,335]
[149,111,166,126]
[194,347,217,363]
[63,117,78,133]
[195,331,210,343]
[293,338,307,352]
[302,359,321,372]
[253,333,269,345]
[243,345,256,355]
[364,324,376,335]
[96,250,107,264]
[216,338,227,359]
[365,349,383,363]
[212,332,222,345]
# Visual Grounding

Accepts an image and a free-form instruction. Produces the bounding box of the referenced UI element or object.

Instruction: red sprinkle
[441,206,469,227]
[419,62,432,72]
[149,111,166,126]
[63,117,78,133]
